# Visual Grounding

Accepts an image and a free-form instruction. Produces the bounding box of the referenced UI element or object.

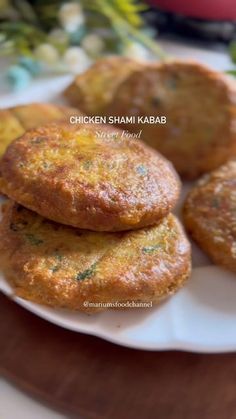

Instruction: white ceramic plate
[1,42,236,353]
[1,265,236,352]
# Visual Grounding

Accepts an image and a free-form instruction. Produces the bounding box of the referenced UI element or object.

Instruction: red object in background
[148,0,236,20]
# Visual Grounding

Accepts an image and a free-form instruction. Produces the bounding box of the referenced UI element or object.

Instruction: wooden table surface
[1,293,236,419]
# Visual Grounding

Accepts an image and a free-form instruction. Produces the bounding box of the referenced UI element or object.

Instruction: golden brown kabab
[0,109,24,157]
[0,123,180,231]
[109,61,236,179]
[183,160,236,273]
[0,103,82,157]
[0,201,191,312]
[64,56,143,115]
[66,59,236,179]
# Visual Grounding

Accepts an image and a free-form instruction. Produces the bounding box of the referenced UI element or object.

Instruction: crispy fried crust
[64,56,143,114]
[183,160,236,272]
[0,103,82,157]
[0,201,191,312]
[1,123,180,231]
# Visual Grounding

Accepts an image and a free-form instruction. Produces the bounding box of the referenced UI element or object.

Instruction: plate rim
[1,265,236,353]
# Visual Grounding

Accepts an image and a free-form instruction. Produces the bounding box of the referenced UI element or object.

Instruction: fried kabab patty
[0,103,82,157]
[0,123,180,231]
[109,61,236,179]
[67,59,236,179]
[64,56,143,114]
[183,160,236,273]
[0,201,191,312]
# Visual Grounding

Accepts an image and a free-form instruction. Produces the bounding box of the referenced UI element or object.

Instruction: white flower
[34,43,59,66]
[81,34,105,57]
[59,2,85,33]
[63,47,91,74]
[123,42,150,61]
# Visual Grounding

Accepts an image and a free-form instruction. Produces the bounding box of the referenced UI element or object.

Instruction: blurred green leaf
[85,0,146,28]
[226,69,236,77]
[229,41,236,64]
[0,21,46,56]
[12,0,38,24]
[113,0,147,28]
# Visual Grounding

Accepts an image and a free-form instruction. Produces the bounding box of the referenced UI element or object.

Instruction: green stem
[125,24,167,59]
[86,0,167,59]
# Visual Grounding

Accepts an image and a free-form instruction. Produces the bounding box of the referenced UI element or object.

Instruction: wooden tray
[1,293,236,419]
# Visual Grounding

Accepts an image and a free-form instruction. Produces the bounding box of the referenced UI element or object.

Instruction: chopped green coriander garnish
[76,262,97,281]
[136,165,148,176]
[142,244,162,254]
[25,233,44,246]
